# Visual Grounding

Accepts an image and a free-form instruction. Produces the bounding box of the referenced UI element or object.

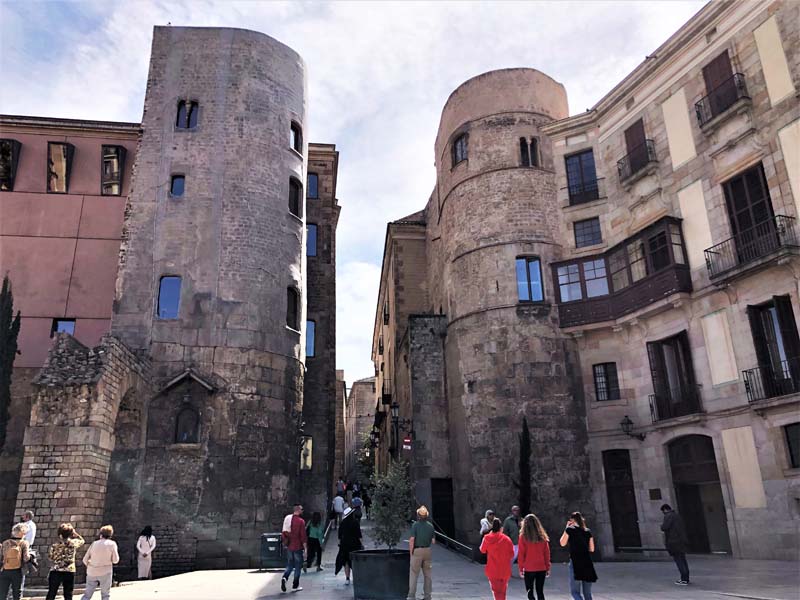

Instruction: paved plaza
[27,522,799,600]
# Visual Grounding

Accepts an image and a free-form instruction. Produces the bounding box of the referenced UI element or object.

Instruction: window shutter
[702,50,733,92]
[677,331,698,390]
[747,305,773,368]
[773,296,800,359]
[624,119,646,155]
[646,342,668,397]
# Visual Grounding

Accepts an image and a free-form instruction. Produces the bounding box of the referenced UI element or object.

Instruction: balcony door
[647,331,698,421]
[702,50,735,117]
[722,164,776,264]
[602,450,641,549]
[747,296,800,399]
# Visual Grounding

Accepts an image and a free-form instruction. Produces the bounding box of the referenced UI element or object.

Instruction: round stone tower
[107,27,308,572]
[430,69,592,542]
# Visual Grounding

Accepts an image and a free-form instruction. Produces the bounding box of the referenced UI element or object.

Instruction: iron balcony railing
[617,140,657,182]
[704,215,798,278]
[743,357,800,402]
[695,73,749,127]
[563,177,604,206]
[648,387,702,423]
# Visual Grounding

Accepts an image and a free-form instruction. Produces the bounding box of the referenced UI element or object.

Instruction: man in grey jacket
[660,504,690,585]
[501,506,521,577]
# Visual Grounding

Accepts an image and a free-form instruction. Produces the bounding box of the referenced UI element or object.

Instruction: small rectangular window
[452,134,467,166]
[574,217,602,248]
[565,150,598,205]
[557,263,582,302]
[47,142,74,193]
[291,122,303,153]
[583,259,609,298]
[515,257,543,302]
[289,179,302,217]
[170,175,185,197]
[287,288,300,330]
[158,276,181,319]
[101,145,126,196]
[50,319,75,337]
[0,139,22,191]
[593,363,620,401]
[176,101,199,129]
[306,320,316,357]
[785,423,800,468]
[307,223,317,257]
[307,173,318,199]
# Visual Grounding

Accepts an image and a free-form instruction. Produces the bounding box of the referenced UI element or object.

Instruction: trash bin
[260,532,284,569]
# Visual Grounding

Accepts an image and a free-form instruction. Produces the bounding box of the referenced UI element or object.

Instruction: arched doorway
[667,435,731,554]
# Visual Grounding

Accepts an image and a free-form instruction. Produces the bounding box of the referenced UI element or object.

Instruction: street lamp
[620,415,646,441]
[389,401,413,460]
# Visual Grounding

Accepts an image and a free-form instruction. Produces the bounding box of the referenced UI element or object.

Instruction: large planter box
[351,549,410,599]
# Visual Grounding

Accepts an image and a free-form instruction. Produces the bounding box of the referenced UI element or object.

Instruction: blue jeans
[569,562,593,600]
[283,550,304,586]
[671,552,689,582]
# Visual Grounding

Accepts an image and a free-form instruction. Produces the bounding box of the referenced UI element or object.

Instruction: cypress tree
[0,275,21,450]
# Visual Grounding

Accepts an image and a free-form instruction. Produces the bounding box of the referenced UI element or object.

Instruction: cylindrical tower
[431,69,592,542]
[107,26,308,572]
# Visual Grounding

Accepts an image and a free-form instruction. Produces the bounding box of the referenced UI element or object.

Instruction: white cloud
[0,0,705,382]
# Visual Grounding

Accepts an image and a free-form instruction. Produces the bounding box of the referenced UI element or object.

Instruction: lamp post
[620,415,646,441]
[389,400,413,461]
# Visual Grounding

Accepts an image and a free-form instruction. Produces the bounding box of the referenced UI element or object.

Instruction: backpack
[3,540,22,570]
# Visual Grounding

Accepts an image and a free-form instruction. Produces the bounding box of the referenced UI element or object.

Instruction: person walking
[518,514,550,600]
[407,505,435,600]
[660,504,690,585]
[135,526,156,580]
[559,512,597,600]
[45,523,84,600]
[0,523,30,600]
[305,512,324,572]
[335,507,363,585]
[336,478,346,496]
[480,510,496,538]
[479,519,514,600]
[280,504,307,593]
[332,493,346,530]
[20,512,35,549]
[362,491,372,520]
[80,525,119,600]
[15,511,36,599]
[501,506,521,577]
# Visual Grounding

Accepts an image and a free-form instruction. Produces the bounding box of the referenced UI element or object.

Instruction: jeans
[283,549,304,586]
[568,562,592,600]
[46,571,75,600]
[488,577,509,600]
[81,572,112,600]
[524,570,547,600]
[306,538,322,568]
[672,552,690,582]
[0,570,22,600]
[407,547,432,600]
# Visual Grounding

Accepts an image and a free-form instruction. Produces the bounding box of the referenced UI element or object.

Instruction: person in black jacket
[335,507,363,585]
[660,504,690,585]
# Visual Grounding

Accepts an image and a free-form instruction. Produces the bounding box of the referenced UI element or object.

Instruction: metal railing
[617,140,656,181]
[704,215,798,278]
[563,177,604,206]
[695,73,748,127]
[648,388,703,422]
[743,357,800,402]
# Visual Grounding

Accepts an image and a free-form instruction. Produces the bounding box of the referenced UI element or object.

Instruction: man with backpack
[0,523,31,600]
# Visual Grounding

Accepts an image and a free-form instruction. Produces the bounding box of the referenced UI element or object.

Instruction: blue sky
[0,0,706,384]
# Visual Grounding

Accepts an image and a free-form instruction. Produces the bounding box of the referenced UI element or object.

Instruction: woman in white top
[135,527,156,580]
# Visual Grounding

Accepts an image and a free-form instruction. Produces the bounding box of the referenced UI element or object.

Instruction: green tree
[370,459,414,548]
[0,275,21,450]
[512,416,532,516]
[356,432,375,483]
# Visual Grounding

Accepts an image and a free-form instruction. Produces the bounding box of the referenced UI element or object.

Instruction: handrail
[617,139,656,181]
[743,358,800,402]
[695,73,748,127]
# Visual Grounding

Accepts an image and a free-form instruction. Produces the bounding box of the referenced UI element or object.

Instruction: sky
[0,0,707,383]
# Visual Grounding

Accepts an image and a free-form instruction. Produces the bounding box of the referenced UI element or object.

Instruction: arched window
[176,101,198,129]
[287,287,300,330]
[531,138,539,167]
[175,405,199,443]
[520,138,530,167]
[520,137,539,167]
[290,122,303,153]
[289,178,302,217]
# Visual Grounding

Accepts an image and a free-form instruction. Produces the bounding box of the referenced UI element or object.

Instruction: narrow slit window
[175,406,199,443]
[307,223,318,256]
[176,101,187,128]
[287,288,300,330]
[307,173,318,199]
[101,145,126,196]
[306,320,316,357]
[520,138,530,167]
[176,101,198,129]
[289,178,302,217]
[452,133,467,166]
[530,138,539,167]
[50,319,75,337]
[291,122,303,153]
[158,276,181,319]
[170,175,185,197]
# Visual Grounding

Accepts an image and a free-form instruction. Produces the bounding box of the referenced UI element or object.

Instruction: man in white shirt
[81,525,119,600]
[332,493,346,529]
[20,511,35,547]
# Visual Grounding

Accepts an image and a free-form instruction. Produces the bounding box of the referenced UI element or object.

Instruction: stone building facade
[372,0,800,559]
[1,26,340,578]
[344,377,376,480]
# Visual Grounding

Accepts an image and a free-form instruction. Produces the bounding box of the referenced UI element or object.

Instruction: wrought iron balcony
[695,73,749,128]
[743,358,800,402]
[564,177,604,206]
[649,388,703,423]
[617,140,657,182]
[704,215,798,278]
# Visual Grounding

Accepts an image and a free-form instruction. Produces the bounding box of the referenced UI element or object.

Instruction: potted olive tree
[351,459,414,600]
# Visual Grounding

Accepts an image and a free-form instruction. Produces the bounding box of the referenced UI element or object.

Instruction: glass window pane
[52,319,75,336]
[176,101,187,128]
[307,224,317,257]
[170,175,185,197]
[306,321,316,357]
[593,364,609,401]
[648,231,670,271]
[527,258,543,301]
[158,276,181,319]
[308,173,318,198]
[558,264,582,301]
[609,248,630,291]
[289,180,302,216]
[516,258,530,301]
[188,102,198,128]
[628,240,647,282]
[670,224,685,264]
[574,217,602,248]
[583,259,609,298]
[287,288,299,329]
[48,143,68,193]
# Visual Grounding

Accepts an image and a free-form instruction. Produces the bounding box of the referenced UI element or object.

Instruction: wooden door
[624,119,647,173]
[723,164,776,262]
[703,51,735,117]
[602,450,642,549]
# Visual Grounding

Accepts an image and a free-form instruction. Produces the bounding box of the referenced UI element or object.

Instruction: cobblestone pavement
[28,521,799,599]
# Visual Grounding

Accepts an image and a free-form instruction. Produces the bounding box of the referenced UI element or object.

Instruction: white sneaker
[291,586,303,592]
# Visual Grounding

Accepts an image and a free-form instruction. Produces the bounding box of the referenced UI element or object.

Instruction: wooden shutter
[647,341,668,396]
[702,50,733,92]
[747,305,773,368]
[624,119,646,155]
[677,331,698,390]
[773,296,800,359]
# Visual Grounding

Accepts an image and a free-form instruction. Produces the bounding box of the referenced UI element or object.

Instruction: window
[287,287,300,330]
[47,142,74,193]
[306,320,316,357]
[565,149,598,205]
[785,423,800,468]
[307,172,318,198]
[519,137,539,168]
[557,264,582,302]
[609,248,629,292]
[574,217,602,248]
[701,50,736,119]
[176,101,198,129]
[170,175,185,197]
[0,139,21,191]
[175,405,199,443]
[307,223,317,256]
[624,118,648,174]
[452,133,467,166]
[627,239,648,282]
[515,257,544,302]
[722,163,774,242]
[158,276,181,319]
[290,122,303,153]
[289,178,302,217]
[101,145,126,196]
[647,330,700,420]
[593,363,620,401]
[50,319,75,337]
[583,259,609,298]
[747,296,800,398]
